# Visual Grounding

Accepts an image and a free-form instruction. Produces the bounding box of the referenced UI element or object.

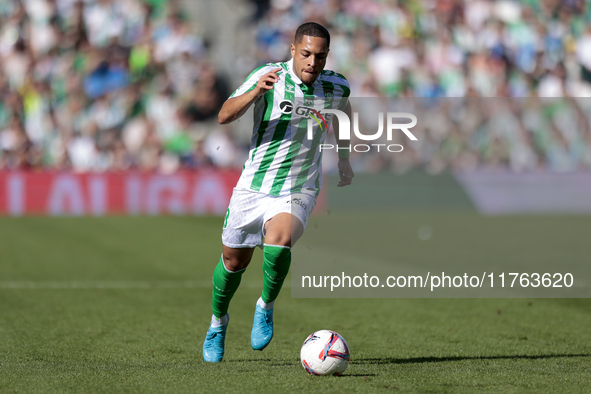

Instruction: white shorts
[221,188,317,249]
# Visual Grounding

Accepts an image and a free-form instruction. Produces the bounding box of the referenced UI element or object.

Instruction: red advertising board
[0,170,240,216]
[0,170,326,216]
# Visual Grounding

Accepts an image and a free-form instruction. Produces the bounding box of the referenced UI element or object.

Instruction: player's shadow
[227,358,274,362]
[336,373,377,377]
[227,358,378,374]
[352,353,591,365]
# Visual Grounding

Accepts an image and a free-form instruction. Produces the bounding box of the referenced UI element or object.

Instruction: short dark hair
[294,22,330,47]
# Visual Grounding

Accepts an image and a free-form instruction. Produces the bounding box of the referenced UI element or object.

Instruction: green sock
[261,245,291,304]
[211,256,245,318]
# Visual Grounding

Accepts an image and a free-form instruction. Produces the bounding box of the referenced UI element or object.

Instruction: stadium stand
[0,0,590,174]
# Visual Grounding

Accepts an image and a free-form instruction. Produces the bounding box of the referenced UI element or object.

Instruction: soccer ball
[300,330,350,376]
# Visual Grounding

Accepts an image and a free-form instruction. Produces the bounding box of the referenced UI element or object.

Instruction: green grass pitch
[1,215,590,393]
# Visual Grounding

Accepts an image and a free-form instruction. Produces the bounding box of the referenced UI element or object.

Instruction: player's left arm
[334,100,354,187]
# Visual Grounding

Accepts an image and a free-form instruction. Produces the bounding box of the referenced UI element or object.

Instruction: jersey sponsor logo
[285,84,295,93]
[294,106,329,131]
[279,100,294,114]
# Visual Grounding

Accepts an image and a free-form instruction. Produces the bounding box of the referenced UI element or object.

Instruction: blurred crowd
[253,0,591,98]
[347,97,591,174]
[1,0,591,174]
[0,0,238,173]
[251,0,591,173]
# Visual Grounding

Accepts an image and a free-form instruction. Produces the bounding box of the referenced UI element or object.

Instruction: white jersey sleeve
[229,63,281,98]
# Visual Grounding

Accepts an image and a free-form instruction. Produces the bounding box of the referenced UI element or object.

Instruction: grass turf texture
[1,216,590,393]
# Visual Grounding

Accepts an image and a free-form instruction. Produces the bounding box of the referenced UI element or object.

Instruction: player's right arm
[218,67,282,124]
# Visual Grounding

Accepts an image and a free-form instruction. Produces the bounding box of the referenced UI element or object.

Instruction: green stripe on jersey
[250,73,296,191]
[292,123,323,193]
[321,81,335,111]
[314,171,321,198]
[250,89,275,164]
[336,84,350,109]
[292,92,333,193]
[238,82,257,98]
[269,85,315,195]
[334,83,350,109]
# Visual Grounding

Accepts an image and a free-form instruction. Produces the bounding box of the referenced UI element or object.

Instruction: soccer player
[202,22,353,362]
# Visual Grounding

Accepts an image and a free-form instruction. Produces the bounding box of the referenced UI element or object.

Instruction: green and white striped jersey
[231,58,350,197]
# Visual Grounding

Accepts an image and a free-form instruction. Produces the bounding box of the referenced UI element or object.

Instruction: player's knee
[265,233,292,248]
[222,254,250,271]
